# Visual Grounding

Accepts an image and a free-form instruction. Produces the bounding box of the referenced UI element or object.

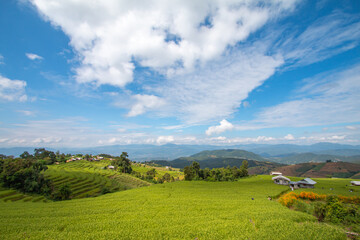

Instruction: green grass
[0,175,350,239]
[132,163,184,180]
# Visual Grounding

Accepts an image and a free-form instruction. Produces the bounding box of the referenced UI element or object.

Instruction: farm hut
[108,165,115,170]
[351,181,360,186]
[289,178,317,189]
[272,175,290,185]
[270,171,282,176]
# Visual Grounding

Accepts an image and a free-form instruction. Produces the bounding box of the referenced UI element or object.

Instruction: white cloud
[156,135,174,145]
[155,49,283,122]
[284,134,295,140]
[127,94,165,117]
[25,53,43,60]
[17,110,35,116]
[0,75,27,102]
[206,119,234,136]
[280,11,360,67]
[236,64,360,130]
[0,54,4,64]
[28,0,360,126]
[346,126,357,130]
[30,0,296,88]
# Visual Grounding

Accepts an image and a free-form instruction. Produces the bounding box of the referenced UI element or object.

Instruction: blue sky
[0,0,359,147]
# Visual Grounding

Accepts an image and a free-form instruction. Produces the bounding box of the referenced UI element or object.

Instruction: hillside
[0,159,183,203]
[0,176,351,239]
[190,149,267,161]
[275,162,360,178]
[271,152,360,164]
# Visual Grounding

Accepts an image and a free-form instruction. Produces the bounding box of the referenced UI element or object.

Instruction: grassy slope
[0,160,152,202]
[0,176,349,239]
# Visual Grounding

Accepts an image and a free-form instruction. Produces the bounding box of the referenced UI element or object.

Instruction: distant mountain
[0,144,225,161]
[270,153,360,165]
[149,149,282,175]
[1,142,360,161]
[314,149,360,156]
[247,143,360,157]
[190,149,266,162]
[150,157,283,175]
[275,162,360,179]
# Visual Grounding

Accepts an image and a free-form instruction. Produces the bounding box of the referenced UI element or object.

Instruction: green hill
[0,176,352,239]
[191,149,266,161]
[149,149,281,174]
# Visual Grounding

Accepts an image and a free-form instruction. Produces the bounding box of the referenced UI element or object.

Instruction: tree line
[184,160,249,181]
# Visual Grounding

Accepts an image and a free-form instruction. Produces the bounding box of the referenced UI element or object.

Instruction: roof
[270,172,282,175]
[290,178,316,185]
[351,181,360,185]
[302,178,317,185]
[272,175,290,181]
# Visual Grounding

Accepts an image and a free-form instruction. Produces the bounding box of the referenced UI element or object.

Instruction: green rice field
[0,160,151,202]
[1,175,357,239]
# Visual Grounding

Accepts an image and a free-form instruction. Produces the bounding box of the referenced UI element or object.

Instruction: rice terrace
[1,0,360,239]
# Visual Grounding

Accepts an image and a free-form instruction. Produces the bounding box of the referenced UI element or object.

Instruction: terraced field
[0,188,49,203]
[0,175,354,239]
[0,160,151,202]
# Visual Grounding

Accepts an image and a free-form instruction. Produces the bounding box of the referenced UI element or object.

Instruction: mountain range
[1,142,360,163]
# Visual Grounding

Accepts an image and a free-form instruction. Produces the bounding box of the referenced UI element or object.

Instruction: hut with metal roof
[289,178,317,189]
[272,175,290,185]
[351,181,360,186]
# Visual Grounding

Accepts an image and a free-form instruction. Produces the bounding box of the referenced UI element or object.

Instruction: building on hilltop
[270,171,282,176]
[272,175,290,185]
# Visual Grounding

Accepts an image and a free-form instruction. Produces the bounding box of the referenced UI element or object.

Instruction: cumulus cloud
[127,94,165,117]
[0,75,27,102]
[206,119,234,136]
[284,134,295,140]
[28,0,360,126]
[25,53,43,60]
[30,0,296,88]
[156,135,174,145]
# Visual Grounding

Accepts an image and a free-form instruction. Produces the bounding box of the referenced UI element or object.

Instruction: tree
[58,184,72,200]
[184,166,194,180]
[115,152,132,174]
[162,173,171,182]
[239,160,248,177]
[0,158,52,195]
[191,161,200,178]
[20,151,33,159]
